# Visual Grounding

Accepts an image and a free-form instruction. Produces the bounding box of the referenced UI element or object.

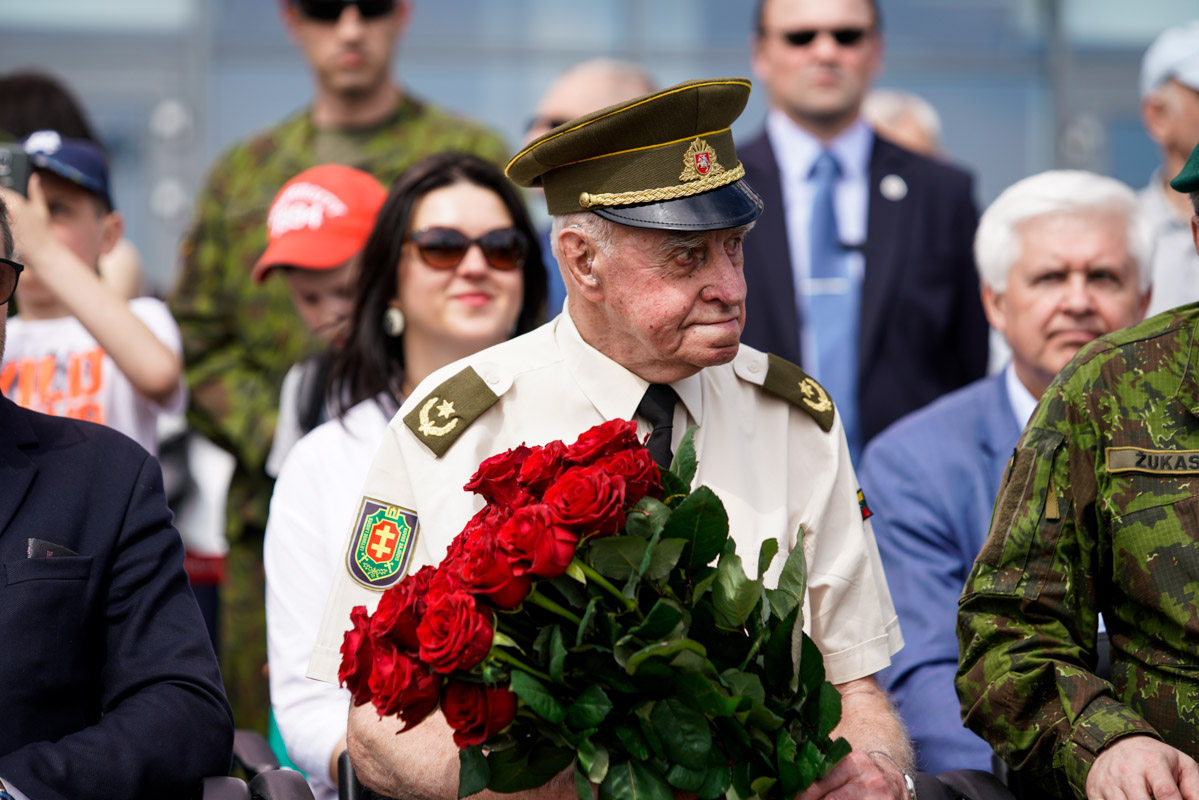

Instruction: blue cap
[19,130,114,210]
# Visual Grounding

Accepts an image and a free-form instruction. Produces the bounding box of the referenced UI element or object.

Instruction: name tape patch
[346,497,418,590]
[1106,447,1199,475]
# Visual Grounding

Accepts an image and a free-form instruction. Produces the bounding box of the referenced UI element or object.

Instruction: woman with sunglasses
[263,152,546,800]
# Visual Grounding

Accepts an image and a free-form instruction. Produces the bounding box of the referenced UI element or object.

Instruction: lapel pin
[880,174,907,201]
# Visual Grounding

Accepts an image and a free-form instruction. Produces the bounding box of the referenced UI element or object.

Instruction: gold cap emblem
[680,138,726,182]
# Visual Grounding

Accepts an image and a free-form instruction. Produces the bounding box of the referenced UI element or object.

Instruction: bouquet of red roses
[340,420,848,800]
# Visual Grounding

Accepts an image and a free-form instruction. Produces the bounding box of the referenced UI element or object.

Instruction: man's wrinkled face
[984,211,1149,395]
[285,1,408,98]
[588,222,753,381]
[752,0,881,130]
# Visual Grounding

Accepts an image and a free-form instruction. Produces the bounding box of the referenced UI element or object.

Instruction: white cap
[1141,20,1199,98]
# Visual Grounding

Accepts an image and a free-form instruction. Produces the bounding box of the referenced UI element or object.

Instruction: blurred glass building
[0,0,1194,293]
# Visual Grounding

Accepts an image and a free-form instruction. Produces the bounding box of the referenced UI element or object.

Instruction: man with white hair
[859,170,1151,775]
[1139,20,1199,317]
[860,89,943,157]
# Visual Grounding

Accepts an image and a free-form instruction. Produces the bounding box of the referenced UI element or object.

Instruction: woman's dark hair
[331,152,548,415]
[0,71,101,143]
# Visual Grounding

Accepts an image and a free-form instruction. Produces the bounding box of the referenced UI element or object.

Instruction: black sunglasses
[405,227,528,272]
[294,0,397,22]
[781,27,870,47]
[0,257,23,306]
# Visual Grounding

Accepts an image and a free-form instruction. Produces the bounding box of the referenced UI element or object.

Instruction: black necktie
[637,384,679,469]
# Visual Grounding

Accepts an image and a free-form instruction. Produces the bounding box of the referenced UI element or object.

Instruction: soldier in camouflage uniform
[171,0,506,735]
[957,144,1199,800]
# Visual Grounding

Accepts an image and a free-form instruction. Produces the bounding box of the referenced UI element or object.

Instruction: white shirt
[1141,170,1199,318]
[0,297,186,455]
[766,110,872,376]
[309,311,901,688]
[1004,362,1040,430]
[265,396,395,800]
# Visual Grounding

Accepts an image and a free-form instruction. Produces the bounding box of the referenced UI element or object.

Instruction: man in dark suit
[744,0,988,459]
[0,200,233,799]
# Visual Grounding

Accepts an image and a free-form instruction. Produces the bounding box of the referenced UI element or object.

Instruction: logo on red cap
[267,182,349,239]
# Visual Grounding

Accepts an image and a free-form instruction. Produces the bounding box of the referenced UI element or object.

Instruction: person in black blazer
[745,0,988,449]
[0,209,233,799]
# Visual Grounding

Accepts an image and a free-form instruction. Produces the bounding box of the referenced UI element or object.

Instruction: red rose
[339,605,375,706]
[369,639,442,730]
[441,681,519,747]
[565,419,639,466]
[518,441,568,496]
[543,465,627,537]
[594,448,661,506]
[416,587,495,673]
[497,504,579,579]
[454,519,532,609]
[370,565,435,652]
[464,445,533,508]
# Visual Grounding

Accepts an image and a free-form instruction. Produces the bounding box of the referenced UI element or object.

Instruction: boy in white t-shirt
[0,130,185,455]
[252,164,386,477]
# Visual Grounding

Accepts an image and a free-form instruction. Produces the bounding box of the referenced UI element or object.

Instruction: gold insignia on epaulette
[759,354,835,433]
[403,366,500,457]
[679,138,726,182]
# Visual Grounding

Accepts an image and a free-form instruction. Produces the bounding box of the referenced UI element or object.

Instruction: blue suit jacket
[0,397,233,799]
[858,374,1019,773]
[738,129,988,445]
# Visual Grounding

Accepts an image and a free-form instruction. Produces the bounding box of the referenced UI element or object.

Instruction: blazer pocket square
[27,538,79,558]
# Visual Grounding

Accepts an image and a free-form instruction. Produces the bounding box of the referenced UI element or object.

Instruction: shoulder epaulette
[403,366,499,457]
[759,353,835,433]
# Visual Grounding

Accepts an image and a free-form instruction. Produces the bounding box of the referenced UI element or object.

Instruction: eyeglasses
[525,116,571,135]
[0,257,23,306]
[294,0,397,22]
[780,27,871,47]
[405,227,528,271]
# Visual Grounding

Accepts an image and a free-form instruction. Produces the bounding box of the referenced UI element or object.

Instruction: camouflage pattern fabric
[956,305,1199,799]
[171,95,507,734]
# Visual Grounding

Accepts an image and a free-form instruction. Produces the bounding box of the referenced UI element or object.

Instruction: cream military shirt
[309,311,901,686]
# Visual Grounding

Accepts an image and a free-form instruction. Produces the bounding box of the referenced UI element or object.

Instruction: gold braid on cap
[579,164,744,209]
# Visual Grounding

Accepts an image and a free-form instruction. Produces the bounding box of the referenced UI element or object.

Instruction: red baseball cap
[252,164,387,284]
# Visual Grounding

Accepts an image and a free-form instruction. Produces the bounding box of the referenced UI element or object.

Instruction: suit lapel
[741,132,803,364]
[859,137,912,380]
[0,398,38,540]
[978,374,1022,489]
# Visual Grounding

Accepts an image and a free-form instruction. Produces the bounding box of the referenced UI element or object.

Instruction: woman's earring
[383,306,406,337]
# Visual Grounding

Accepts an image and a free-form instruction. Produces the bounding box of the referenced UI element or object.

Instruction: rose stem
[573,559,638,615]
[489,648,554,683]
[526,589,584,625]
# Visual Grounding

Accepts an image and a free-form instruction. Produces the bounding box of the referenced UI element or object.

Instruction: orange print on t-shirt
[0,347,105,423]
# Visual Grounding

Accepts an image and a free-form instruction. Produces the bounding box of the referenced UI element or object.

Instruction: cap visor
[590,180,763,232]
[251,236,359,283]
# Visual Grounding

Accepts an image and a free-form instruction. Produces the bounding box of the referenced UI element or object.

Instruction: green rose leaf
[643,537,686,583]
[600,760,673,800]
[796,740,822,788]
[670,425,698,486]
[549,626,567,684]
[666,763,706,792]
[650,695,713,769]
[630,598,684,641]
[576,597,599,648]
[487,742,575,793]
[712,552,763,631]
[566,684,613,730]
[775,728,801,798]
[458,745,490,798]
[696,764,732,800]
[675,672,738,718]
[626,497,671,540]
[589,537,648,581]
[769,525,807,626]
[662,486,729,570]
[764,605,802,694]
[720,668,766,704]
[625,637,708,675]
[799,632,826,698]
[750,776,778,796]
[615,724,651,761]
[509,670,566,724]
[658,469,690,505]
[817,681,843,736]
[578,736,610,784]
[758,538,779,580]
[825,737,852,772]
[574,766,592,800]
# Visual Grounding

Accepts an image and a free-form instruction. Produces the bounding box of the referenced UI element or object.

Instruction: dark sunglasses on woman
[405,227,528,272]
[294,0,397,22]
[0,258,23,306]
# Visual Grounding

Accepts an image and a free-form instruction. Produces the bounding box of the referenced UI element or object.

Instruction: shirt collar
[1140,168,1189,233]
[766,109,874,185]
[556,304,704,424]
[1003,361,1040,429]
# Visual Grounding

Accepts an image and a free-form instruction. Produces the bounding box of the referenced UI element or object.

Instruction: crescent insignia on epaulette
[403,366,500,457]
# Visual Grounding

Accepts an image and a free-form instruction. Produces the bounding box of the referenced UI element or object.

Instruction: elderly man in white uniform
[309,78,911,800]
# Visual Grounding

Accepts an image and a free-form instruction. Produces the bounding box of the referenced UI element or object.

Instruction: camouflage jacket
[171,95,507,540]
[956,305,1199,798]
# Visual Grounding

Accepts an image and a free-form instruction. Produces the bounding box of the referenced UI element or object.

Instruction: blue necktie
[807,150,860,460]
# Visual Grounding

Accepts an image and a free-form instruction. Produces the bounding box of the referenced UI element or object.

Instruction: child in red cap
[253,164,386,475]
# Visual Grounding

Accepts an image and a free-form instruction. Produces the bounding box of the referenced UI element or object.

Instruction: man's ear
[1141,92,1171,147]
[558,228,604,301]
[980,284,1006,335]
[99,210,124,257]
